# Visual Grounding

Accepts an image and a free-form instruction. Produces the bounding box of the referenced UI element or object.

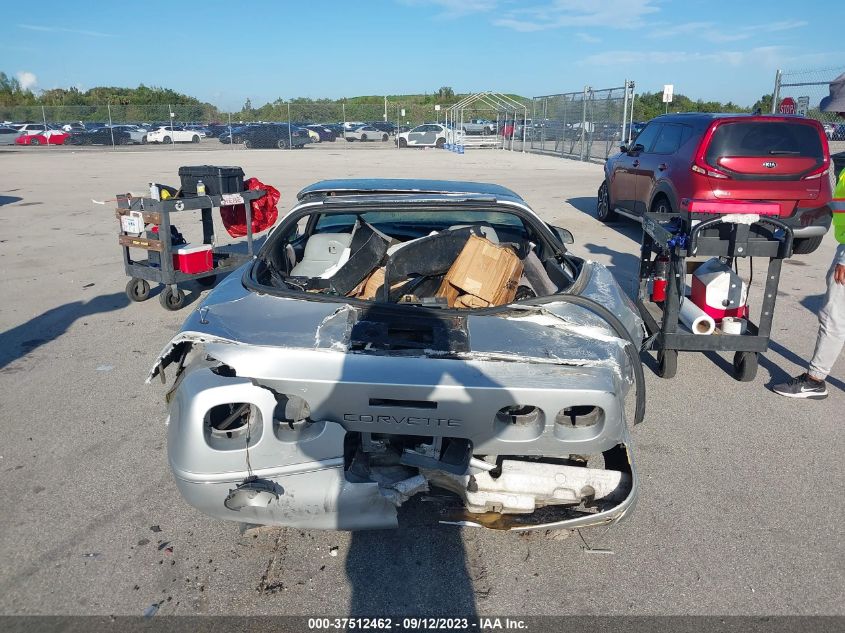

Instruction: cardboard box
[437,235,523,308]
[359,267,386,299]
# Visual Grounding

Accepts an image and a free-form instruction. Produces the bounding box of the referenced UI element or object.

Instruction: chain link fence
[0,100,452,150]
[772,66,845,156]
[527,82,635,162]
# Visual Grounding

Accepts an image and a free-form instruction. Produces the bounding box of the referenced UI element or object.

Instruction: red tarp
[220,177,280,238]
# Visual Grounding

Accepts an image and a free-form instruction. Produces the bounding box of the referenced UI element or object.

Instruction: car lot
[0,148,842,616]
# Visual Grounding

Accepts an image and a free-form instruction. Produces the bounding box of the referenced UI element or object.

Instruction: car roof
[650,112,818,123]
[297,179,524,202]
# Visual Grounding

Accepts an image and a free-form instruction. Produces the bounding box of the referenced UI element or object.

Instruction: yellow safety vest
[836,168,845,199]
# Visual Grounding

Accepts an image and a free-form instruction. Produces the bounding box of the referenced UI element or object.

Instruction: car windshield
[313,209,526,236]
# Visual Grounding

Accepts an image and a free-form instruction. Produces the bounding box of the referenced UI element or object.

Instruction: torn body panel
[150,180,643,532]
[155,285,639,531]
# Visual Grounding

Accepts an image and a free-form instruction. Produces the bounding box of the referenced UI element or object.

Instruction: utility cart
[636,208,794,381]
[116,189,265,310]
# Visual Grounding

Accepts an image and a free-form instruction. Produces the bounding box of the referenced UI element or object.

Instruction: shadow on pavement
[763,339,845,394]
[347,517,478,616]
[565,197,643,243]
[581,242,640,298]
[0,292,129,369]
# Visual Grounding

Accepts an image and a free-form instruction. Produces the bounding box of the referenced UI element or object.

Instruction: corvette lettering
[343,413,462,427]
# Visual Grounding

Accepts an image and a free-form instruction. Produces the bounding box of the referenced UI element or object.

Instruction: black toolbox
[178,165,245,196]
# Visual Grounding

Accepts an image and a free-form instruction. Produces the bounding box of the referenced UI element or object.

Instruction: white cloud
[576,32,601,43]
[17,23,116,38]
[16,71,37,91]
[647,19,807,43]
[493,0,660,32]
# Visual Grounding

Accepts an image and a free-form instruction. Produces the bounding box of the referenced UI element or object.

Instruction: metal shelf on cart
[638,300,769,353]
[123,252,247,285]
[116,190,265,213]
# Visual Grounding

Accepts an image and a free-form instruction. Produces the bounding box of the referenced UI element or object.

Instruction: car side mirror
[620,145,628,153]
[632,143,644,153]
[550,225,574,245]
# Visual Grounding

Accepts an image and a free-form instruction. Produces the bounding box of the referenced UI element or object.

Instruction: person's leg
[773,260,844,399]
[808,262,845,380]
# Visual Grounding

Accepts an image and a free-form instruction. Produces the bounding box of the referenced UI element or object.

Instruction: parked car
[185,125,210,138]
[240,123,311,149]
[462,119,496,135]
[61,122,86,133]
[16,131,70,145]
[345,124,390,142]
[217,125,244,144]
[322,123,345,137]
[205,124,230,138]
[598,113,833,254]
[306,124,338,142]
[108,125,147,143]
[146,125,202,144]
[367,121,398,136]
[396,123,454,148]
[150,178,643,533]
[0,126,24,145]
[15,123,51,136]
[69,127,134,145]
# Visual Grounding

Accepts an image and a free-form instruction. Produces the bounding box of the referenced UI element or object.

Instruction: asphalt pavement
[0,144,842,616]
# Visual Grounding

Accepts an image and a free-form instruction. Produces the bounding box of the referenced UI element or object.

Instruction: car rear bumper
[165,345,637,531]
[781,205,832,238]
[683,199,832,238]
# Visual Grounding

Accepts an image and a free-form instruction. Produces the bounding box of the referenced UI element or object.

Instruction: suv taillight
[691,163,728,179]
[805,125,832,179]
[692,121,730,179]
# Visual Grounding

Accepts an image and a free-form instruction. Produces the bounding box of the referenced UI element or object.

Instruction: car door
[0,128,19,145]
[406,125,427,146]
[634,123,688,214]
[421,125,440,146]
[612,122,661,214]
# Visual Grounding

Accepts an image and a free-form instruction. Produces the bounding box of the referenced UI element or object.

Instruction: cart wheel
[196,275,216,288]
[657,349,678,379]
[125,278,150,302]
[732,351,758,382]
[159,286,186,311]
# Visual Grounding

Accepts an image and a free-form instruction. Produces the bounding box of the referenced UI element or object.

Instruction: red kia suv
[598,114,833,254]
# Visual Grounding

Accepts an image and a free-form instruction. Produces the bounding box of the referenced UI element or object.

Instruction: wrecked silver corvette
[150,179,645,532]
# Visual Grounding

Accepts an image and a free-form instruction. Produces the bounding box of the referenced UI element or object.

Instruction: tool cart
[116,186,265,311]
[636,207,794,381]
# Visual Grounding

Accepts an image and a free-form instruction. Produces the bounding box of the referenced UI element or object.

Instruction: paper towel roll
[679,297,716,335]
[720,316,747,335]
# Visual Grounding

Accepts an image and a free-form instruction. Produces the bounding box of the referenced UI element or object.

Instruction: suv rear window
[705,121,823,163]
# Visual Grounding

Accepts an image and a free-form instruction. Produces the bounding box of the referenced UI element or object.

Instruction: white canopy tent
[445,92,529,151]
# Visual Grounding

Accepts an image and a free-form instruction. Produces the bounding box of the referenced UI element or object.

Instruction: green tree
[751,94,773,114]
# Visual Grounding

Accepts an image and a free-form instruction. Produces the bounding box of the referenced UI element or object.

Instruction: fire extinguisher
[651,254,670,302]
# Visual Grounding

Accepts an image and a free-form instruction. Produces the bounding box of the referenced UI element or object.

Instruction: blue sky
[2,0,841,110]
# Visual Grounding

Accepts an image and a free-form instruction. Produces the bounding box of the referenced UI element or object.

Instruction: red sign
[779,97,796,114]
